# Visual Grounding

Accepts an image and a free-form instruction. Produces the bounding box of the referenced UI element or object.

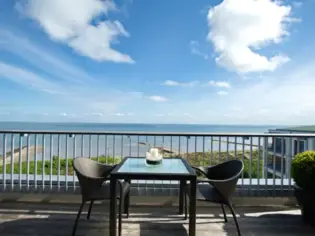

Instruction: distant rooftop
[269,125,315,133]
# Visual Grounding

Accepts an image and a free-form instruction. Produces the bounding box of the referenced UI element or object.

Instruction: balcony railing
[1,130,314,197]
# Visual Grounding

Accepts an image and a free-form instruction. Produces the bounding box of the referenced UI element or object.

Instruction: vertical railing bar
[264,137,268,197]
[113,135,116,163]
[280,137,284,195]
[153,135,156,189]
[73,135,77,193]
[42,135,45,191]
[81,135,84,157]
[218,136,221,163]
[170,136,173,192]
[105,135,108,164]
[121,135,124,161]
[272,137,276,197]
[26,135,30,192]
[162,136,165,148]
[210,136,213,166]
[130,136,133,157]
[297,138,300,154]
[97,135,100,162]
[202,136,205,167]
[2,134,6,192]
[136,136,139,157]
[65,135,68,192]
[234,136,237,160]
[154,135,156,147]
[249,137,253,196]
[241,137,245,193]
[88,134,92,159]
[170,136,173,156]
[136,135,140,194]
[226,136,229,161]
[186,136,189,161]
[49,134,53,191]
[257,137,261,196]
[178,136,181,156]
[57,134,61,192]
[194,136,197,165]
[288,137,293,196]
[34,134,37,191]
[19,134,23,191]
[10,134,14,191]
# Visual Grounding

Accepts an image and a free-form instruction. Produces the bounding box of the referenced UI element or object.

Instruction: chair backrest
[73,157,115,199]
[206,160,244,200]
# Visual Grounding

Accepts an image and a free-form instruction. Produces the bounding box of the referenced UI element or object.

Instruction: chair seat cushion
[87,180,130,201]
[186,183,225,203]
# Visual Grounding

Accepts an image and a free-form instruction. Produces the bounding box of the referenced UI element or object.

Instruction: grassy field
[0,149,264,178]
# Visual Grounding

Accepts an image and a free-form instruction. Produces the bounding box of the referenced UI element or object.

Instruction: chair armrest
[192,166,208,177]
[116,179,131,198]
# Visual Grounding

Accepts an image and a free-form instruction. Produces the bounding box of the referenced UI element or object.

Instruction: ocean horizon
[0,121,282,132]
[0,122,282,161]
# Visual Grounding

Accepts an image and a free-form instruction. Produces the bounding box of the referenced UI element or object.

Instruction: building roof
[270,125,315,133]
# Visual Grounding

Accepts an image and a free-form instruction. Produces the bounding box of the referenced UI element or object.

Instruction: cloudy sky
[0,0,314,125]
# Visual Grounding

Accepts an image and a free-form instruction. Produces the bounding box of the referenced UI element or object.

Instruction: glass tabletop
[117,157,190,174]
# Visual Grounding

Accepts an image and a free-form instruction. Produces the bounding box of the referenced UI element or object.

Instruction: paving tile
[0,202,314,236]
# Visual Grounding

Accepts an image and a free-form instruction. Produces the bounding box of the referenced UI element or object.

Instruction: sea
[0,122,281,161]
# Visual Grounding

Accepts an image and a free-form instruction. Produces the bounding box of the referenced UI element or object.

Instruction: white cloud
[148,96,168,102]
[163,80,198,87]
[207,0,294,73]
[190,40,209,59]
[0,29,94,84]
[0,61,125,115]
[18,0,134,63]
[208,80,231,88]
[0,62,63,94]
[217,91,228,96]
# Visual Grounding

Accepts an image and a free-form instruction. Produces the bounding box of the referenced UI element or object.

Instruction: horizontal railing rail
[0,130,312,197]
[2,129,315,137]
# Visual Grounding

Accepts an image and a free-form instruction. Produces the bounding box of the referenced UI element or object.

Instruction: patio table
[109,156,197,236]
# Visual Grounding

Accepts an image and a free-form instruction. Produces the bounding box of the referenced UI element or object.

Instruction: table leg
[109,177,117,236]
[178,180,185,214]
[189,177,196,236]
[124,179,131,216]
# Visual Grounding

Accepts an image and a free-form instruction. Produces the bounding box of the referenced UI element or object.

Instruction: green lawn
[0,150,264,178]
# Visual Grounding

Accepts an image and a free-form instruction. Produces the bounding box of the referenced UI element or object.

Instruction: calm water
[0,122,278,133]
[0,122,280,160]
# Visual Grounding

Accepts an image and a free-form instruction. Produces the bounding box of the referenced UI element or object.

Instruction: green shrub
[291,151,315,191]
[0,151,263,179]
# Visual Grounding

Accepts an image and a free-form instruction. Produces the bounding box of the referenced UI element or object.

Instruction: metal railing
[1,130,315,197]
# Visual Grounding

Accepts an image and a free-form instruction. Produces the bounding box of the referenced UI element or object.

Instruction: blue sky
[0,0,315,125]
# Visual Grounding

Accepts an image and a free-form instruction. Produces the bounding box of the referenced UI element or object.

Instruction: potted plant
[291,150,315,226]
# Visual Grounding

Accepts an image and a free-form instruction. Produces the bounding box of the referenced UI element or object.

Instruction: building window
[293,139,305,156]
[269,137,286,154]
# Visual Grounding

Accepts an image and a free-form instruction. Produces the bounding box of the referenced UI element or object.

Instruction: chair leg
[226,203,241,236]
[184,192,188,220]
[72,201,85,236]
[221,204,227,222]
[87,201,94,220]
[118,198,123,236]
[124,193,130,218]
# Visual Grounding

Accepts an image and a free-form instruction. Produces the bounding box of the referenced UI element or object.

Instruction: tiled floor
[0,201,314,236]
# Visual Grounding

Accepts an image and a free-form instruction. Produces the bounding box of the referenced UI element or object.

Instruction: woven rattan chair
[184,160,244,236]
[72,157,130,236]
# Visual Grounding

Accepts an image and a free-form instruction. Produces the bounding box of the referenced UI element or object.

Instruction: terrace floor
[0,201,314,236]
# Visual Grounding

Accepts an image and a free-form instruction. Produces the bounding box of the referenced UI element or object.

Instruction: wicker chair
[184,160,244,236]
[72,157,130,236]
